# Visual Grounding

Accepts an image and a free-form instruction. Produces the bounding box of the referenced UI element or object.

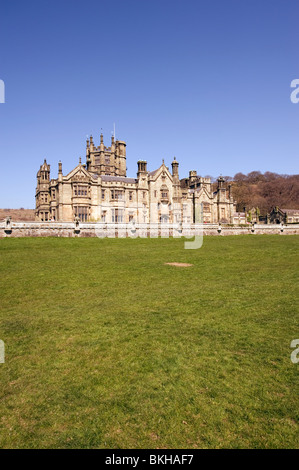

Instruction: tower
[85,133,127,177]
[217,176,228,223]
[36,159,51,221]
[116,140,127,177]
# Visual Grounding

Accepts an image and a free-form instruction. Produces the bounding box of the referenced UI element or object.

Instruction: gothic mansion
[35,133,236,224]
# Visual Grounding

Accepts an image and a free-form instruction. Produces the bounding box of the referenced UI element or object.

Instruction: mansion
[35,133,237,224]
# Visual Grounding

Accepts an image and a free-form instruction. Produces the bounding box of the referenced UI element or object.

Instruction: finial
[79,157,82,165]
[162,159,165,164]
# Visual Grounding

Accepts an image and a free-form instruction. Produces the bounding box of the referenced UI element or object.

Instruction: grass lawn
[0,235,298,449]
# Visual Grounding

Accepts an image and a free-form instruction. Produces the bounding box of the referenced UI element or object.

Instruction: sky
[0,0,298,208]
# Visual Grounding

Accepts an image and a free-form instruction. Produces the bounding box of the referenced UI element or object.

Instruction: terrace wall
[0,221,299,238]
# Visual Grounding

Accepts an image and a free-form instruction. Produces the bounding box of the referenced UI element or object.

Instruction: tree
[234,172,247,182]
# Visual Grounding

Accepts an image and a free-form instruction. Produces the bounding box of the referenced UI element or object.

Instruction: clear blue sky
[0,0,298,208]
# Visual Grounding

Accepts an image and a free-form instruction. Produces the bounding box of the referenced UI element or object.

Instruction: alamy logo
[290,79,299,104]
[0,80,5,103]
[290,339,299,364]
[0,340,4,363]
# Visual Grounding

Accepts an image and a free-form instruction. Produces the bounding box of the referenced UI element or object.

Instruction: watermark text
[0,340,4,363]
[0,80,5,103]
[290,79,299,104]
[291,339,299,364]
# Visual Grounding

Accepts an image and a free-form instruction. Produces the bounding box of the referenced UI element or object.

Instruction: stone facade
[35,133,236,224]
[254,207,299,224]
[267,207,299,224]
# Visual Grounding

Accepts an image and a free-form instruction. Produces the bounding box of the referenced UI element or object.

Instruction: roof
[281,209,299,214]
[101,175,137,184]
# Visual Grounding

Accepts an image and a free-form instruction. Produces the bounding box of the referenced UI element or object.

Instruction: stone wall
[0,220,299,238]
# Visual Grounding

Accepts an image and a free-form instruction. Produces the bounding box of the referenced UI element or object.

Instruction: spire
[90,135,94,150]
[100,132,104,153]
[111,135,115,157]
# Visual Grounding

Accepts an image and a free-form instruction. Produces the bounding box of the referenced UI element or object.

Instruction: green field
[0,235,298,449]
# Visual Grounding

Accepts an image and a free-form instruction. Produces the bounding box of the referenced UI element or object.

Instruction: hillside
[0,208,35,221]
[233,172,299,214]
[211,172,299,214]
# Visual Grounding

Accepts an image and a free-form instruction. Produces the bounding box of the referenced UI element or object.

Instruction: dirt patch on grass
[164,262,193,267]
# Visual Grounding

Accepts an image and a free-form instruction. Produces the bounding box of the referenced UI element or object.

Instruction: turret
[137,160,147,178]
[189,170,197,184]
[217,175,225,189]
[35,159,51,221]
[111,135,115,164]
[117,140,127,177]
[90,135,94,151]
[171,157,179,179]
[58,161,63,181]
[100,133,104,152]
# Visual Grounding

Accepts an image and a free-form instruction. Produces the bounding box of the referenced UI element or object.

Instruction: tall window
[111,209,124,223]
[111,190,123,200]
[73,185,88,197]
[203,203,210,213]
[102,189,105,200]
[74,206,89,222]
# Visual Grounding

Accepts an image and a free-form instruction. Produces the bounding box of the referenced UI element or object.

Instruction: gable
[195,186,214,201]
[65,165,91,182]
[149,164,173,183]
